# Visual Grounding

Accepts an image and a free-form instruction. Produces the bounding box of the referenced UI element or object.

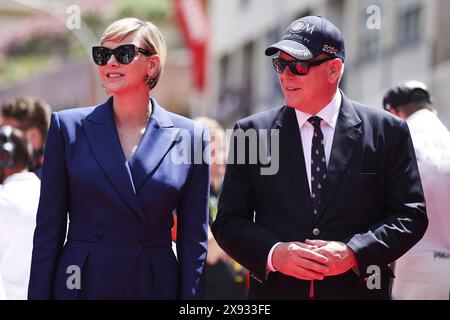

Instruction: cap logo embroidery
[290,21,315,34]
[286,47,310,57]
[322,44,338,55]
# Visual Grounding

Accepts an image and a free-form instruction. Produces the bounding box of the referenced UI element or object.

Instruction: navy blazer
[212,92,428,300]
[28,97,210,299]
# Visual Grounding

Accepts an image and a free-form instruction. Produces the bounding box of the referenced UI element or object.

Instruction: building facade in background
[2,0,450,125]
[208,0,450,128]
[0,0,193,116]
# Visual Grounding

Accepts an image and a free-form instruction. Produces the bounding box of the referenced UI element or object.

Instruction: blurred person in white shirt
[383,81,450,300]
[0,125,40,300]
[0,271,6,299]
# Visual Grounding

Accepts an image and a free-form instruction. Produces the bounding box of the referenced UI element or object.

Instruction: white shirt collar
[294,89,341,129]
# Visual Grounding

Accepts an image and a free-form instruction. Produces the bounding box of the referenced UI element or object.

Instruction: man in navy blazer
[28,97,209,299]
[212,16,428,300]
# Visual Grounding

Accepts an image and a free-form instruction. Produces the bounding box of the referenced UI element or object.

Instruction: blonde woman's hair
[100,17,167,90]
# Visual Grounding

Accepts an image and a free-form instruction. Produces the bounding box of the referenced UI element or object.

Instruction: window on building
[433,0,450,65]
[397,0,424,44]
[239,0,250,9]
[266,29,284,106]
[219,54,229,92]
[358,0,384,59]
[242,41,254,116]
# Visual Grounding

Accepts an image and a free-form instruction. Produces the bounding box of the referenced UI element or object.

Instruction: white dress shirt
[0,172,40,300]
[266,90,342,273]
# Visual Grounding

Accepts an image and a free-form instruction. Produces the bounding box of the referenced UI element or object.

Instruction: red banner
[174,0,210,92]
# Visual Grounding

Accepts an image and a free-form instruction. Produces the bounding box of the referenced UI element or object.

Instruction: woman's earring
[145,75,155,90]
[101,83,109,95]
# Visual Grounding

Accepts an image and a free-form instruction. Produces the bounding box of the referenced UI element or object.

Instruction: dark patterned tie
[308,116,327,215]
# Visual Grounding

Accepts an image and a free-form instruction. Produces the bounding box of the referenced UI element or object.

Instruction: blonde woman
[28,18,210,300]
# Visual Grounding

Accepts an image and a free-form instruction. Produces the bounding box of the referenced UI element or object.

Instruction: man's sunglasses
[272,56,335,76]
[92,44,152,66]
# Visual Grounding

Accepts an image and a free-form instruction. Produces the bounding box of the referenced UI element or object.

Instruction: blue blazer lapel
[276,106,315,221]
[128,99,181,190]
[81,98,145,220]
[316,92,363,221]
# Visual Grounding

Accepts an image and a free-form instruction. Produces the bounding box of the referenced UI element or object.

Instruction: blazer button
[312,228,320,236]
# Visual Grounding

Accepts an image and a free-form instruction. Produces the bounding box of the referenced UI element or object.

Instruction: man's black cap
[265,15,345,61]
[383,80,432,110]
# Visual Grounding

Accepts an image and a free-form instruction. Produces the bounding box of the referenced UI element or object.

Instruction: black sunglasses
[92,44,152,66]
[272,56,335,76]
